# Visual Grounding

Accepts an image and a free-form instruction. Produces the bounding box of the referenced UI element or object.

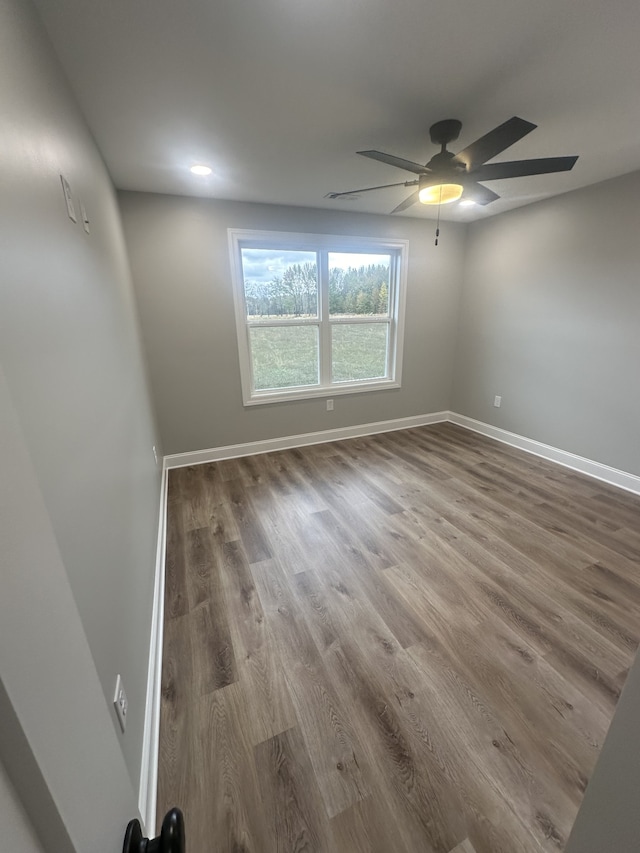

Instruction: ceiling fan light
[418,183,464,205]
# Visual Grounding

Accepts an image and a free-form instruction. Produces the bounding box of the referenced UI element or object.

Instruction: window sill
[243,379,401,406]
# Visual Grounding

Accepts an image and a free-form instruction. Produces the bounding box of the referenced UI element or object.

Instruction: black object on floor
[123,807,184,853]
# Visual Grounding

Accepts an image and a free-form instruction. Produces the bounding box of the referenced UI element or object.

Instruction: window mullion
[319,250,331,385]
[387,252,397,376]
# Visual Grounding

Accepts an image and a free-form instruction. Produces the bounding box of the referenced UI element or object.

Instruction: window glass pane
[250,326,319,390]
[328,253,391,317]
[331,323,389,382]
[241,248,318,319]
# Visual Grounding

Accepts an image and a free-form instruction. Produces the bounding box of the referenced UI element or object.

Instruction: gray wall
[0,759,44,853]
[452,171,640,477]
[119,192,467,455]
[1,365,142,853]
[0,0,161,792]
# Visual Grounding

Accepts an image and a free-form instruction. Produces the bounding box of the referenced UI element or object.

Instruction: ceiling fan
[328,117,578,213]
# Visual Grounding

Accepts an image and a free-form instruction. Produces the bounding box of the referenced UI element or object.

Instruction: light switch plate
[80,201,90,234]
[60,175,77,222]
[113,674,128,733]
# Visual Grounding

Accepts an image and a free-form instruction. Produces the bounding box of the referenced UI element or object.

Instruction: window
[229,230,408,405]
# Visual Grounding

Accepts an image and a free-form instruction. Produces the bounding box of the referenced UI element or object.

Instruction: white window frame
[228,229,408,406]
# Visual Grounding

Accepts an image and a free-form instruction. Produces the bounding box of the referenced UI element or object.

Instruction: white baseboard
[138,466,168,835]
[164,411,449,469]
[449,412,640,496]
[163,409,640,495]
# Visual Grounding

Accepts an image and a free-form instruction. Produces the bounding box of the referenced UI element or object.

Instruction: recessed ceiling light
[190,164,212,176]
[459,199,477,207]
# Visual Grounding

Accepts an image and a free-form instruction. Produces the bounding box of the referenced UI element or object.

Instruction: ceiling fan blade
[391,190,420,214]
[464,183,500,205]
[470,156,579,182]
[454,117,537,170]
[327,180,418,199]
[357,150,428,175]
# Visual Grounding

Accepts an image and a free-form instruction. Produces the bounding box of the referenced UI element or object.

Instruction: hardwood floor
[158,423,640,852]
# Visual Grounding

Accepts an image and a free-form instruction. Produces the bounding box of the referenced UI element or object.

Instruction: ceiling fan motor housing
[421,152,466,189]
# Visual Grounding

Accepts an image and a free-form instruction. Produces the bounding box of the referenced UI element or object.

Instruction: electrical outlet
[494,395,502,408]
[113,674,128,733]
[326,399,334,411]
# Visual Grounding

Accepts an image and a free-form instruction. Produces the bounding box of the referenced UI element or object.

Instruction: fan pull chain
[435,184,442,246]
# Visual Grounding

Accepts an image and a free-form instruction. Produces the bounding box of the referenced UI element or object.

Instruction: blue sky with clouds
[240,249,316,283]
[240,248,389,283]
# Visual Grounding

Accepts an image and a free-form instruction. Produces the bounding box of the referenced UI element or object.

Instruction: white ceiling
[35,0,640,221]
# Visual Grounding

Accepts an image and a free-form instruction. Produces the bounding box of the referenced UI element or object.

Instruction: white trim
[164,412,449,469]
[390,246,407,393]
[449,413,640,496]
[164,410,640,495]
[243,379,401,407]
[138,466,168,835]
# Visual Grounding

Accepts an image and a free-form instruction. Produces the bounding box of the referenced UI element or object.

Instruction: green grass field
[250,323,388,390]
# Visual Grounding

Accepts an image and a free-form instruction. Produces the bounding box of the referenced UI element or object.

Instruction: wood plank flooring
[158,423,640,852]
